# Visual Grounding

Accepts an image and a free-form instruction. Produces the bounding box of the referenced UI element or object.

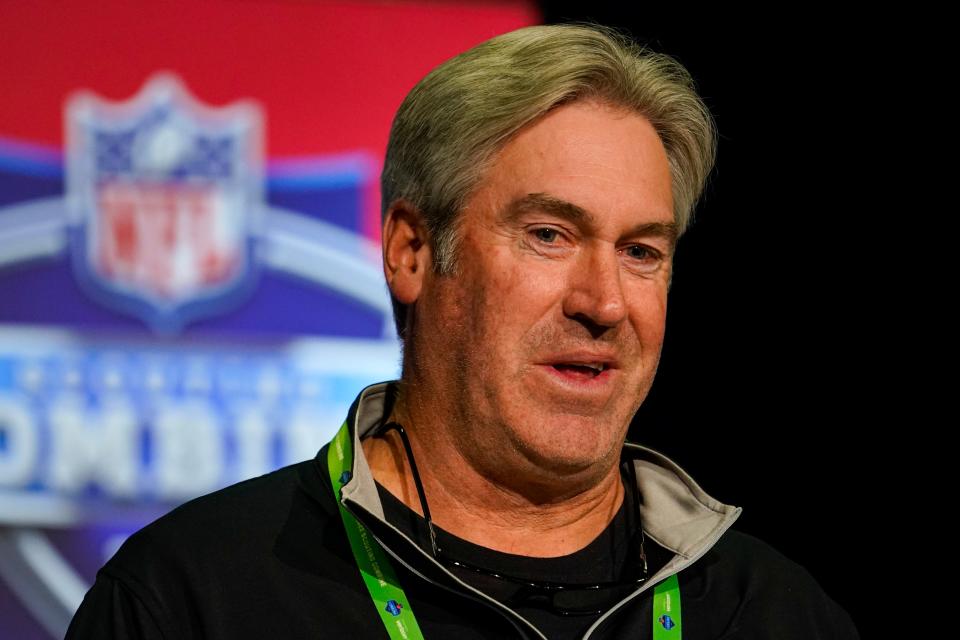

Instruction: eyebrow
[502,192,679,246]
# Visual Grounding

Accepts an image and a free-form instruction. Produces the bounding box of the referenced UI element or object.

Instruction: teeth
[583,363,605,372]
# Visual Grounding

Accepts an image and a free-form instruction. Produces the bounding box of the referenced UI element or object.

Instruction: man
[68,24,858,639]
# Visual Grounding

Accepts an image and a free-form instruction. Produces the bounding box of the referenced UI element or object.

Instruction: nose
[562,245,627,331]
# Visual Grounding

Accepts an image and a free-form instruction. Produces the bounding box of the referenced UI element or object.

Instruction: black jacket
[67,383,858,639]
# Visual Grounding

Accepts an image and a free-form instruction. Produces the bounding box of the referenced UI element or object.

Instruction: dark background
[539,5,888,636]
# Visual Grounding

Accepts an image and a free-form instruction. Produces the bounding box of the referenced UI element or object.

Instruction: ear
[382,200,431,305]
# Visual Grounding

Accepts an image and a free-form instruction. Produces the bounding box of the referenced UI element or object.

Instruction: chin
[509,412,622,473]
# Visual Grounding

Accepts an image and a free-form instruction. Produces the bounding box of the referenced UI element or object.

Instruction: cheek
[431,254,518,360]
[497,267,571,347]
[628,287,669,351]
[472,247,543,328]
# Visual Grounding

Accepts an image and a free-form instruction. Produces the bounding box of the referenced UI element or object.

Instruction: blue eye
[625,245,654,260]
[533,228,560,243]
[621,245,664,273]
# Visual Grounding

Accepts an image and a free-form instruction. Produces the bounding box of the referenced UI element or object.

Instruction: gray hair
[382,23,716,337]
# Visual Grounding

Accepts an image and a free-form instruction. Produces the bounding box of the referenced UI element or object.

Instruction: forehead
[468,99,675,228]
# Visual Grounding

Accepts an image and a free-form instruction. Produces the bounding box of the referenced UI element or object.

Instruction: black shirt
[67,454,860,639]
[377,476,674,639]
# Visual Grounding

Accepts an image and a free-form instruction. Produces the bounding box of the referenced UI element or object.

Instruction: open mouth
[551,363,606,378]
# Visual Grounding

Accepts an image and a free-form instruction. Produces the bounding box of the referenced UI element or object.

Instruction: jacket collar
[337,380,741,578]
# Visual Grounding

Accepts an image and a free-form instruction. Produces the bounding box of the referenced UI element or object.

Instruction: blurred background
[1,1,877,637]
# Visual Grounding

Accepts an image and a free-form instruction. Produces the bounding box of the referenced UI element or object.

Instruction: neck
[362,390,624,558]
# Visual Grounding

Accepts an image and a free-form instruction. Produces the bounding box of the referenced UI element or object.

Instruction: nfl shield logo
[65,73,264,332]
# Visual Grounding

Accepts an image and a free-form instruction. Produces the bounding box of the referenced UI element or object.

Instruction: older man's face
[412,99,676,483]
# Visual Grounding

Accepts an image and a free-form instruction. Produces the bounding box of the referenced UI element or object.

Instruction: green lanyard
[327,421,683,639]
[652,574,682,639]
[328,421,426,639]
